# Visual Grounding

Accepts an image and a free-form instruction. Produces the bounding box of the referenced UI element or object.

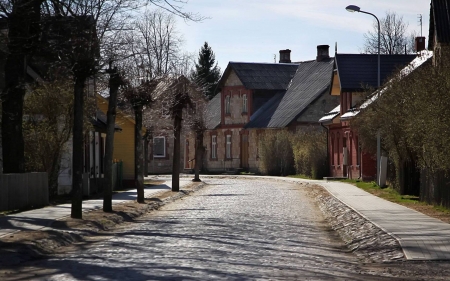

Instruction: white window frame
[225,95,231,114]
[211,135,217,159]
[242,94,248,113]
[153,136,166,158]
[226,134,232,159]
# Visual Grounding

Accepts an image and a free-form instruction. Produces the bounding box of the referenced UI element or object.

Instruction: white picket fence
[0,173,48,212]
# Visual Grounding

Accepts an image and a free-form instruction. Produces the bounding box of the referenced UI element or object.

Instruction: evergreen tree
[192,42,221,99]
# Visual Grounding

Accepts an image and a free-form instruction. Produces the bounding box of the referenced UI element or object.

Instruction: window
[331,134,334,165]
[357,138,361,166]
[211,135,217,159]
[226,134,232,159]
[242,94,248,113]
[225,95,231,114]
[153,137,166,158]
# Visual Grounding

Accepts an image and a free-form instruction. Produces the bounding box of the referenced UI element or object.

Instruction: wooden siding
[96,95,135,180]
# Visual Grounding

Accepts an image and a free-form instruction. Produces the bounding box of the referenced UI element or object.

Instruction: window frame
[153,136,166,158]
[225,94,231,114]
[211,135,217,159]
[225,134,232,159]
[242,94,248,113]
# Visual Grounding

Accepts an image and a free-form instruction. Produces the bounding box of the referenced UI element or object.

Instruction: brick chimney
[279,49,291,63]
[316,45,330,61]
[415,37,426,52]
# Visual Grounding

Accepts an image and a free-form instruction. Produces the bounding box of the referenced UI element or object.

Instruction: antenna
[418,14,423,37]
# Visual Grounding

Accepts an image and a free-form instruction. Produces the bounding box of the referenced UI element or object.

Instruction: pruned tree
[103,62,125,212]
[191,42,221,100]
[123,78,160,203]
[362,11,415,55]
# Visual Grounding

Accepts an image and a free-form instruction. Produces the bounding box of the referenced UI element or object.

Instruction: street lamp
[346,5,381,185]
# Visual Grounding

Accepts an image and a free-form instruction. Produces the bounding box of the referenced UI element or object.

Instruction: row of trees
[0,0,221,218]
[352,56,450,195]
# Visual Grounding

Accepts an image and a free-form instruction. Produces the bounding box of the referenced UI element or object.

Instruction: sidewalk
[319,180,450,261]
[0,178,191,239]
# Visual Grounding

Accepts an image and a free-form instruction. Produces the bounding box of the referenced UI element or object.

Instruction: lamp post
[346,5,381,185]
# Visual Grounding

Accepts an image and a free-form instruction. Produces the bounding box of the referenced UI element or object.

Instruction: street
[3,178,401,280]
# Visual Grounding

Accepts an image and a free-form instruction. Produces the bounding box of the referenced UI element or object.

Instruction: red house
[320,53,416,180]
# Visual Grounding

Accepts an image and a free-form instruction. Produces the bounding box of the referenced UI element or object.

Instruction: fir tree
[192,42,221,99]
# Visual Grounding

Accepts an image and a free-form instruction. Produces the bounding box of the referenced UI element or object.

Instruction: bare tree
[362,11,415,55]
[0,0,201,218]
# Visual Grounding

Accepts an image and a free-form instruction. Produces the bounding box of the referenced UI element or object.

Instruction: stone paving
[2,178,398,281]
[0,179,190,238]
[319,180,450,261]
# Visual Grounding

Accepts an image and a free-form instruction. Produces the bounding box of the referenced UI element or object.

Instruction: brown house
[202,45,339,173]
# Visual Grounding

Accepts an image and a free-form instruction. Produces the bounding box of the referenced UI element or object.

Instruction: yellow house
[96,94,142,186]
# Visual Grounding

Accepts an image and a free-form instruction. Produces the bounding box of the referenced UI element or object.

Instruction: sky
[174,0,431,72]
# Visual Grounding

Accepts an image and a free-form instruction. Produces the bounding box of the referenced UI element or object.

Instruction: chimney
[415,37,426,52]
[316,45,330,61]
[279,49,291,63]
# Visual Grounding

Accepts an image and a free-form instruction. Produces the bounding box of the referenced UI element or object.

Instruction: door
[240,134,249,169]
[185,140,190,169]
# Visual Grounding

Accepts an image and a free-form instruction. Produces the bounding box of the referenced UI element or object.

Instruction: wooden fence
[0,172,48,212]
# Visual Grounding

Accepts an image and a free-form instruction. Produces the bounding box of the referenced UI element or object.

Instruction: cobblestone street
[2,178,405,280]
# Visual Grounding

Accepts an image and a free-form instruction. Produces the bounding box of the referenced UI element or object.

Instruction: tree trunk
[71,76,86,219]
[172,112,182,192]
[193,131,204,182]
[2,15,27,173]
[134,106,145,203]
[103,69,121,212]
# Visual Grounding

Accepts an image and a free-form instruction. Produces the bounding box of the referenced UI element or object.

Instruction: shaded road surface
[4,178,400,280]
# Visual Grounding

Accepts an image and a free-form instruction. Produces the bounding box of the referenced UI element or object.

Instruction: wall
[97,96,135,180]
[0,173,48,211]
[297,88,339,123]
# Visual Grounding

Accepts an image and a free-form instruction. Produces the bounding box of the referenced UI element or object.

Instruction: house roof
[339,50,433,120]
[245,58,334,128]
[335,54,416,92]
[91,110,122,132]
[429,0,450,48]
[219,62,299,90]
[319,104,340,123]
[205,93,221,129]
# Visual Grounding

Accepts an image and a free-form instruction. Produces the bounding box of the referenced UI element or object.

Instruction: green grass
[287,174,313,180]
[338,179,421,205]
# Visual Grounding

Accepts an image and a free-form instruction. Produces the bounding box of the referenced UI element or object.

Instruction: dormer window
[225,95,231,114]
[242,94,248,113]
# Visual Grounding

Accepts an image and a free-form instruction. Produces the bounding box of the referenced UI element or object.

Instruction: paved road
[4,178,399,280]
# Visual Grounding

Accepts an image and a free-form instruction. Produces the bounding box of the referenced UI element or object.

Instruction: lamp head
[345,5,360,12]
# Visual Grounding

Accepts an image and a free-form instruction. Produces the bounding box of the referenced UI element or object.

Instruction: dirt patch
[0,181,204,268]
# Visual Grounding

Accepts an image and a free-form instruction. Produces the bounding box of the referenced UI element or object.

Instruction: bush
[258,130,294,176]
[291,129,327,179]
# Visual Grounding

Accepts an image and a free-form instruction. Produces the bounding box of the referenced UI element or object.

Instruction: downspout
[320,122,329,177]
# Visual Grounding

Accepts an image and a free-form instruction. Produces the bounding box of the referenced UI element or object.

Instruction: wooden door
[240,134,249,169]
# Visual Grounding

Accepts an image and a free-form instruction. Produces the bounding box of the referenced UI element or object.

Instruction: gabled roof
[205,93,221,129]
[218,62,299,90]
[429,0,450,49]
[245,58,334,128]
[340,51,433,120]
[335,54,416,92]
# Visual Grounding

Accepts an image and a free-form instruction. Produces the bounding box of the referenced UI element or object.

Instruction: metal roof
[205,93,221,129]
[335,54,416,92]
[430,0,450,46]
[221,62,299,90]
[245,58,334,128]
